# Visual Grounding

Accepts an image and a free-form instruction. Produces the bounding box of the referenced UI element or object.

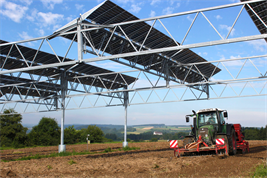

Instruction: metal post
[59,71,67,153]
[206,84,210,99]
[77,17,83,62]
[123,87,129,147]
[165,62,170,87]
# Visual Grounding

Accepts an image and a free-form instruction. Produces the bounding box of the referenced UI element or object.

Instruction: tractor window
[198,112,218,126]
[219,112,225,124]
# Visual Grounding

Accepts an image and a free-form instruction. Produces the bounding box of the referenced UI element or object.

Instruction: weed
[104,147,112,153]
[12,151,24,154]
[122,146,140,151]
[153,164,159,169]
[47,165,52,170]
[68,159,76,165]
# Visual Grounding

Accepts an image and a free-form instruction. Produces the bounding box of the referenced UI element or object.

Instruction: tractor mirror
[224,112,228,118]
[186,116,189,122]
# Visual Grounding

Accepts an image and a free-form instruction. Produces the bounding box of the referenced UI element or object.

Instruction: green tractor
[182,108,238,156]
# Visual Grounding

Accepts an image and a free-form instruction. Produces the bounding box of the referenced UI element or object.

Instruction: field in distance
[127,124,191,135]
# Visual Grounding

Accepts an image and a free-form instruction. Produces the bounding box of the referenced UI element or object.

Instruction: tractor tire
[228,128,237,155]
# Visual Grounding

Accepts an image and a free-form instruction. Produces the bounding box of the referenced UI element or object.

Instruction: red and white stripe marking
[216,138,225,145]
[170,140,178,148]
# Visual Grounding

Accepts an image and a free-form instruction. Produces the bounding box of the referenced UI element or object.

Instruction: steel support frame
[0,0,266,151]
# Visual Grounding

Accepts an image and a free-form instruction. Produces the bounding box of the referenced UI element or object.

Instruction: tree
[0,109,28,148]
[80,125,104,143]
[28,117,60,146]
[105,133,117,140]
[64,126,82,144]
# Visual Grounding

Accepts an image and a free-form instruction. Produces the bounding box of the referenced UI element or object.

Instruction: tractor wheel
[228,128,237,155]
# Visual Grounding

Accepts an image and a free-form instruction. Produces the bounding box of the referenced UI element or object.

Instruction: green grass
[1,146,140,162]
[0,147,14,150]
[68,159,76,165]
[251,163,267,177]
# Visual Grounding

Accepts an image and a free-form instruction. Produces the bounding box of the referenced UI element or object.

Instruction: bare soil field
[1,140,266,177]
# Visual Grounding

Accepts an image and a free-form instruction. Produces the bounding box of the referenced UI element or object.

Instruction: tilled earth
[0,140,266,177]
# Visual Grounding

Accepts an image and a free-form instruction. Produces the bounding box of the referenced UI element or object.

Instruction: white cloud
[150,10,156,17]
[247,39,267,52]
[26,8,38,22]
[38,29,45,36]
[215,15,222,20]
[229,0,239,3]
[162,7,174,15]
[115,0,134,4]
[129,4,141,13]
[18,31,35,46]
[38,12,64,26]
[220,55,244,66]
[169,0,181,7]
[198,52,208,56]
[19,31,32,40]
[186,15,193,22]
[20,0,32,5]
[75,4,84,11]
[66,15,75,22]
[0,1,28,23]
[40,0,63,10]
[219,24,235,37]
[151,0,161,6]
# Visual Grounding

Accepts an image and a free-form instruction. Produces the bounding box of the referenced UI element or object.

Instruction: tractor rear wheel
[228,128,237,155]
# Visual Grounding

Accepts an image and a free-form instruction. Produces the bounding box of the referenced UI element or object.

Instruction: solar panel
[241,0,267,42]
[55,0,221,83]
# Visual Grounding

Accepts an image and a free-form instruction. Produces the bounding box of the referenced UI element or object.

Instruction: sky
[0,0,266,127]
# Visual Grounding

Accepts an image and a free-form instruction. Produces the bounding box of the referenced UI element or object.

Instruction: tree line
[0,109,105,148]
[0,109,266,148]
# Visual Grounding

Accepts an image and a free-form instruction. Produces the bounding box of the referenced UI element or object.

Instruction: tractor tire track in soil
[0,140,266,177]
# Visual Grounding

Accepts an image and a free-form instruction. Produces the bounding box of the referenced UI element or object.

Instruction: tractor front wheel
[228,128,237,155]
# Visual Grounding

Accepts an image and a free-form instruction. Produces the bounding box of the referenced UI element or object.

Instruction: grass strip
[251,163,267,177]
[1,146,140,162]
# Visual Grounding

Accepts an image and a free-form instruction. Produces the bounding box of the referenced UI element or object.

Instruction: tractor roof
[197,108,224,114]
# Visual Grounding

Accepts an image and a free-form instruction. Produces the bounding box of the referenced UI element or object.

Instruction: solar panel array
[0,39,136,97]
[58,0,221,84]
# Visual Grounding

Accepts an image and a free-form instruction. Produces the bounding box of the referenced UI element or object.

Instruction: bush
[64,126,82,144]
[150,138,158,142]
[80,125,104,143]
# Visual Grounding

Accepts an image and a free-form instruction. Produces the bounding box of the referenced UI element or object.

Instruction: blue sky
[0,0,266,127]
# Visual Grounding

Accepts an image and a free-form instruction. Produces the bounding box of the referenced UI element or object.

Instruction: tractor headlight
[205,134,208,138]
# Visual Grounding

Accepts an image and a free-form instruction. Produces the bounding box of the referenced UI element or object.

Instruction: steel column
[59,71,67,152]
[123,86,129,147]
[77,18,83,62]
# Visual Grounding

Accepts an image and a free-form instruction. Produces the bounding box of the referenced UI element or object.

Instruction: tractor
[170,108,249,157]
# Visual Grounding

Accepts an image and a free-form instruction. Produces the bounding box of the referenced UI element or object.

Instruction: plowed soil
[1,140,266,177]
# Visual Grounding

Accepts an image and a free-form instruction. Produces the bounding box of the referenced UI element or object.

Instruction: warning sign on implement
[216,138,224,145]
[170,140,178,148]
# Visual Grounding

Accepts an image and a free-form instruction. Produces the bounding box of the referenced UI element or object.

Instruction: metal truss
[0,0,266,115]
[1,54,266,114]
